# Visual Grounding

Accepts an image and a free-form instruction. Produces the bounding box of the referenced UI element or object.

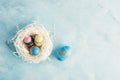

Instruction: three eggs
[23,34,43,56]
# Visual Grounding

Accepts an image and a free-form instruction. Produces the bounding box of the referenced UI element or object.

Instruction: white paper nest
[13,22,53,63]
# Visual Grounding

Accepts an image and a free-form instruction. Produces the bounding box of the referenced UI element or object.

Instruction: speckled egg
[23,36,33,46]
[34,34,43,46]
[30,46,40,56]
[56,46,71,61]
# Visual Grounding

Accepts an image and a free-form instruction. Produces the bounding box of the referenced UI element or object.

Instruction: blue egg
[56,46,71,61]
[30,46,40,56]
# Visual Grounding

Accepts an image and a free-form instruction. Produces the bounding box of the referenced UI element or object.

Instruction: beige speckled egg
[34,34,44,46]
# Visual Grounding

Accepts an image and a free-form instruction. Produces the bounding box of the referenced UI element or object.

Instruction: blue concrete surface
[0,0,120,80]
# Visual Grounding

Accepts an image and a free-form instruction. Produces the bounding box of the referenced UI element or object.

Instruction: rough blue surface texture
[0,0,120,80]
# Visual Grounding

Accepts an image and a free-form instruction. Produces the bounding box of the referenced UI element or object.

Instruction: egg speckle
[56,46,71,61]
[30,46,40,56]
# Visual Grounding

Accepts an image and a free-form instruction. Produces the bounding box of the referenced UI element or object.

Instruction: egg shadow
[49,43,65,60]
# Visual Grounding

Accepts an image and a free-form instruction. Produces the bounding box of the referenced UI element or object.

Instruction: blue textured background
[0,0,120,80]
